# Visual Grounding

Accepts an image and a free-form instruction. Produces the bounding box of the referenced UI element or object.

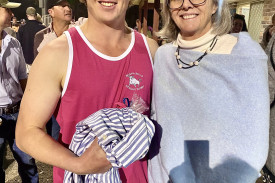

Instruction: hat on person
[26,7,36,16]
[48,0,70,9]
[0,0,21,8]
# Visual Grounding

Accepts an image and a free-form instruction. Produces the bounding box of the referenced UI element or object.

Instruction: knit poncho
[148,32,269,183]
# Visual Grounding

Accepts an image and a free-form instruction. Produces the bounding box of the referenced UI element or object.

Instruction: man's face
[12,17,17,23]
[49,2,72,23]
[0,7,13,29]
[232,19,243,33]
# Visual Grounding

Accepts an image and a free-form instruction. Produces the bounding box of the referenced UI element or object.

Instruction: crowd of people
[0,0,274,182]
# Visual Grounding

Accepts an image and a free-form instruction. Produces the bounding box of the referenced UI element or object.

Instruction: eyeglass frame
[167,0,207,10]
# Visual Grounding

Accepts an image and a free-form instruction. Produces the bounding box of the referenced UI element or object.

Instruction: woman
[231,13,248,33]
[148,0,269,182]
[262,33,275,183]
[261,14,275,49]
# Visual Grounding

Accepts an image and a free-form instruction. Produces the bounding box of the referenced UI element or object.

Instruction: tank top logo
[126,72,144,91]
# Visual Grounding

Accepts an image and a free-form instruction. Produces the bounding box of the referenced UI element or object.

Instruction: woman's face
[170,0,217,40]
[231,19,243,33]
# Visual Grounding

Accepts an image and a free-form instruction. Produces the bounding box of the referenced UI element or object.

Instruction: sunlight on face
[170,0,217,40]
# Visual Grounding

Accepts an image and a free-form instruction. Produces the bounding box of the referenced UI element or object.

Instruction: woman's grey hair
[157,0,232,41]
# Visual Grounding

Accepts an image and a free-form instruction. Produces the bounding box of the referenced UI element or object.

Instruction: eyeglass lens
[168,0,206,9]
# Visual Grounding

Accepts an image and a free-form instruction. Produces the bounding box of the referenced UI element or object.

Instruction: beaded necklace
[175,35,218,69]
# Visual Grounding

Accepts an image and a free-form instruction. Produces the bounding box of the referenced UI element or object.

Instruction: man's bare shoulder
[38,34,69,61]
[46,34,68,49]
[145,37,159,61]
[32,34,69,79]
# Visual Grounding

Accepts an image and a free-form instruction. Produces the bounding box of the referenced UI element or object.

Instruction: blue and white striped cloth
[64,108,155,183]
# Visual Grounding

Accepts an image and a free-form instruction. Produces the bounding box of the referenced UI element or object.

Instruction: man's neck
[80,18,132,57]
[28,16,36,21]
[52,20,70,37]
[83,17,130,46]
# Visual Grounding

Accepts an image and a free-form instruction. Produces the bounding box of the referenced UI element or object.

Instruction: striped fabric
[64,108,155,183]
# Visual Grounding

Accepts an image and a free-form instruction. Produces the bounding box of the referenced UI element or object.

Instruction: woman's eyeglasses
[167,0,207,10]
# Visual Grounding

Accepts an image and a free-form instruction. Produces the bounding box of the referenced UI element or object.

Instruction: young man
[11,16,19,32]
[0,1,38,182]
[16,0,158,182]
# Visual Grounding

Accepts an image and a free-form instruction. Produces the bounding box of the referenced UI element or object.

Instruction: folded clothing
[64,108,155,183]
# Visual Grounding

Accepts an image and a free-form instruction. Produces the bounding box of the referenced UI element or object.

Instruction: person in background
[126,0,144,28]
[4,26,16,37]
[148,0,269,182]
[11,16,19,32]
[261,14,275,50]
[34,0,85,58]
[231,13,248,33]
[16,0,158,182]
[36,13,43,24]
[17,7,45,72]
[134,18,141,31]
[262,32,275,183]
[20,18,25,25]
[0,0,39,182]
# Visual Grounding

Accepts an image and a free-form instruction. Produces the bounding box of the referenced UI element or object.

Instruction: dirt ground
[4,144,53,182]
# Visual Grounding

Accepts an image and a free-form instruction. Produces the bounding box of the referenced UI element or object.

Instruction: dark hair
[48,0,69,9]
[233,14,248,32]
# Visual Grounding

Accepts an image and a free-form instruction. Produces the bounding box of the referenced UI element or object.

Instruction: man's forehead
[0,7,8,10]
[0,7,12,13]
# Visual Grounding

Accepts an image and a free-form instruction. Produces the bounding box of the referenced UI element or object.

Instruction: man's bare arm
[16,35,111,174]
[146,37,159,62]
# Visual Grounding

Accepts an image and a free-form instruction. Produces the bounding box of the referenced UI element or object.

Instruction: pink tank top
[54,26,153,183]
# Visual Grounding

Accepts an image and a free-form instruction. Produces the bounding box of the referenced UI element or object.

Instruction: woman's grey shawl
[148,32,269,183]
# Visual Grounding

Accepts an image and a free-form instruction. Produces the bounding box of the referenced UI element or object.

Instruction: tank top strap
[133,30,153,67]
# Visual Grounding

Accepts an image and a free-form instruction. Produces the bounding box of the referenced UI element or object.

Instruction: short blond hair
[158,0,232,41]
